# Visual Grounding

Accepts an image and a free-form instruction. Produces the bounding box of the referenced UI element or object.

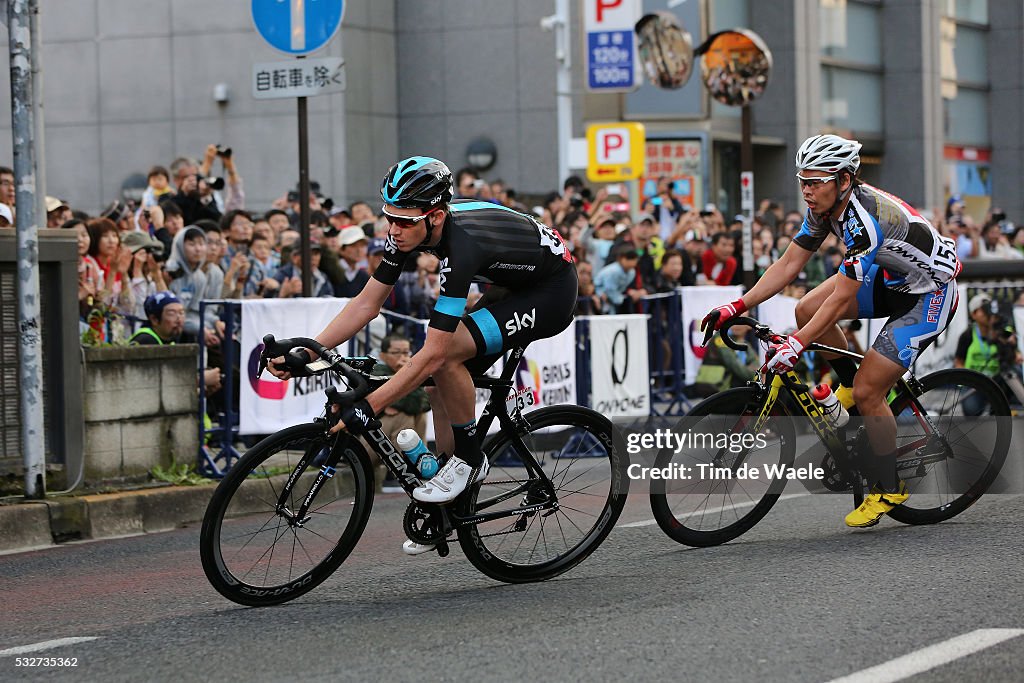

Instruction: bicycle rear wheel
[650,387,796,547]
[886,369,1011,525]
[200,424,374,606]
[457,406,626,583]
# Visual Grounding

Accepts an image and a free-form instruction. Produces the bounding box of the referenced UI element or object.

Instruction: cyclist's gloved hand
[338,399,380,436]
[762,335,805,374]
[701,298,747,335]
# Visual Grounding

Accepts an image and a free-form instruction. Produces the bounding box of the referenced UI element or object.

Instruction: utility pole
[29,0,44,223]
[8,0,45,498]
[543,0,573,187]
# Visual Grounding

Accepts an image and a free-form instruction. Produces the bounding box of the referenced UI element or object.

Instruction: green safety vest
[128,327,173,345]
[964,324,999,375]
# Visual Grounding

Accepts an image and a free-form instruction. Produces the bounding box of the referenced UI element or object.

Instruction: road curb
[0,466,364,555]
[0,502,53,553]
[0,484,218,554]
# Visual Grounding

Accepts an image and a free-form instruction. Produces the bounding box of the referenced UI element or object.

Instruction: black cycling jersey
[373,200,575,333]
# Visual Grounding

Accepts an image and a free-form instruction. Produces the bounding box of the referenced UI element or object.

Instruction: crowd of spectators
[3,154,1023,343]
[3,152,1023,446]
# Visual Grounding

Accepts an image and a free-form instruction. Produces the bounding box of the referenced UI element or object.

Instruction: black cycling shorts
[462,265,578,373]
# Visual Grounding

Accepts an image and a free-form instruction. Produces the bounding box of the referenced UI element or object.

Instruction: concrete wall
[0,0,398,213]
[395,0,560,196]
[82,344,198,483]
[988,1,1024,222]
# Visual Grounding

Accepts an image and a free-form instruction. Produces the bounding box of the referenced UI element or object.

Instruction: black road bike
[649,316,1012,547]
[200,336,626,606]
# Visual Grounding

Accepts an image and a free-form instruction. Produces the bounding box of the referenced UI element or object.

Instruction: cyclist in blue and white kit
[702,134,961,527]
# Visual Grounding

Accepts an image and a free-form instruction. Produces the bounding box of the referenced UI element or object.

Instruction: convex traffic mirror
[697,29,772,106]
[634,12,694,90]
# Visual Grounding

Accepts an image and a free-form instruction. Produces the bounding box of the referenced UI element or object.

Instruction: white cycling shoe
[402,540,436,556]
[412,456,489,504]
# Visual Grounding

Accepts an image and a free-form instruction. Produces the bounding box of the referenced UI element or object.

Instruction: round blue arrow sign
[251,0,344,56]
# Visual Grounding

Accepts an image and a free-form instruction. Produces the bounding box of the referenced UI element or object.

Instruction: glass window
[821,66,883,133]
[943,0,988,24]
[820,0,882,67]
[952,25,988,84]
[944,89,989,146]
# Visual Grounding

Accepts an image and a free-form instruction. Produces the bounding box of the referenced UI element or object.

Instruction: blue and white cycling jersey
[794,184,961,295]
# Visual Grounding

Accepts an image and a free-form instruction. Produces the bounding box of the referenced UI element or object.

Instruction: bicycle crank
[403,501,449,545]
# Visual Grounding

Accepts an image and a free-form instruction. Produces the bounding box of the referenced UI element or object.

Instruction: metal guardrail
[193,293,696,477]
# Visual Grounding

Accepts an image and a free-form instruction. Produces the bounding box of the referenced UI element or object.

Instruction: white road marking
[618,492,811,528]
[823,628,1024,683]
[0,637,100,657]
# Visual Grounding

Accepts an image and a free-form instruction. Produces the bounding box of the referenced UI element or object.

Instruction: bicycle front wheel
[886,369,1011,525]
[200,424,374,606]
[650,387,796,547]
[457,406,626,583]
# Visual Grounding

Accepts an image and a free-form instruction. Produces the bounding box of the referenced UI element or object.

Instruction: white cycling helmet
[795,134,862,175]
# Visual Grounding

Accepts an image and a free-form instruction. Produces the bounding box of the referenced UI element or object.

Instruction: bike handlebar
[718,315,776,351]
[259,334,370,407]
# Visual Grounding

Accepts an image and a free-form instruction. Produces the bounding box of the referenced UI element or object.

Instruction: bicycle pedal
[435,539,450,557]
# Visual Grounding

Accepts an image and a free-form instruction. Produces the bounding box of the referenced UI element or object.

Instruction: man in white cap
[334,224,370,297]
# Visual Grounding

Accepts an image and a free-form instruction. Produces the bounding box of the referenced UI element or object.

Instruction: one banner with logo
[587,314,649,418]
[239,298,349,435]
[679,285,742,384]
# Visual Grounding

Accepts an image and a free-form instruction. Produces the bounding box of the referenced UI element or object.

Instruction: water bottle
[396,429,440,478]
[811,384,850,428]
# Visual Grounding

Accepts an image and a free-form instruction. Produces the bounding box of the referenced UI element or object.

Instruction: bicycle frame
[744,340,950,486]
[272,346,560,533]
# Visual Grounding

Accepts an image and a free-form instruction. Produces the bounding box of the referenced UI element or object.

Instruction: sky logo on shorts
[247,344,290,400]
[505,308,536,336]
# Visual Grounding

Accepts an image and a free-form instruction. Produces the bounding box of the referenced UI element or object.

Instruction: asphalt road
[2,487,1022,683]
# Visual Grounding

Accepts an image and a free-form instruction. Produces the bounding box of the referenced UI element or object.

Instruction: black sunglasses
[382,207,437,228]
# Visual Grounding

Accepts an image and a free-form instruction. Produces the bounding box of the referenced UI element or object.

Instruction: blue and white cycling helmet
[795,134,862,175]
[380,156,454,210]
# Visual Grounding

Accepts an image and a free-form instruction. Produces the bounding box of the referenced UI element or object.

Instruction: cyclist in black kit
[268,156,578,552]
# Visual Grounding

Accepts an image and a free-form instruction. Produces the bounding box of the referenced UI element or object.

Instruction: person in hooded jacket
[165,225,225,345]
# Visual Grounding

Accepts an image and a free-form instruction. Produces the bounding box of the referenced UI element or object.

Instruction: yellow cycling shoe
[834,385,856,410]
[844,481,909,528]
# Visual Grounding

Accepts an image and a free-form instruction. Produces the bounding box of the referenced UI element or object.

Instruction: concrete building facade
[0,1,1019,223]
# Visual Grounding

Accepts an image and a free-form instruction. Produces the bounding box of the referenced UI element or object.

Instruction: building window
[940,2,989,146]
[819,0,883,134]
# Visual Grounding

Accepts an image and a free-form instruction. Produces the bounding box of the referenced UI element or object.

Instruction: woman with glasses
[700,133,962,529]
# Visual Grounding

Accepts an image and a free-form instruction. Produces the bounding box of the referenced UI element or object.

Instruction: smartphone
[607,183,623,195]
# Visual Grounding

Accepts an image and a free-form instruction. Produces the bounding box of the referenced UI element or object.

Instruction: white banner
[679,285,742,384]
[755,294,798,364]
[587,315,650,417]
[239,298,349,435]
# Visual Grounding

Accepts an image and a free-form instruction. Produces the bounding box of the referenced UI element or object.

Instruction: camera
[215,144,232,158]
[202,175,226,191]
[569,196,585,210]
[321,197,334,212]
[991,210,1007,223]
[287,190,299,203]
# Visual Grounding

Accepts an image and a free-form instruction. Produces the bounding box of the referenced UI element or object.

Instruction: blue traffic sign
[251,0,344,56]
[587,30,634,91]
